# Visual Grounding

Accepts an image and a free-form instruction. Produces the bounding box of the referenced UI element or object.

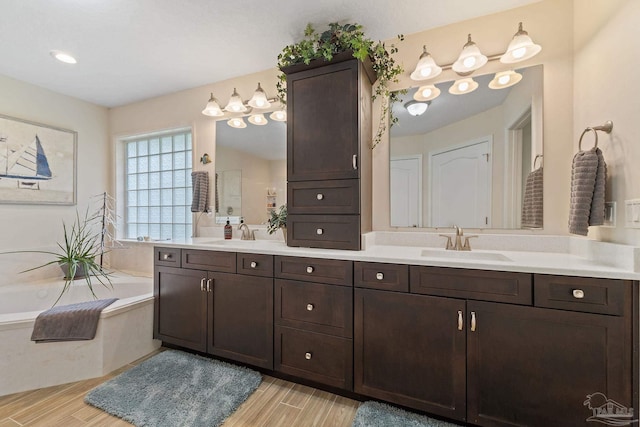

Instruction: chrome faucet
[440,225,477,251]
[238,222,255,240]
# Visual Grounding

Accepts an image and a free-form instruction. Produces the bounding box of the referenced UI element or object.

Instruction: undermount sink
[420,248,513,262]
[197,239,283,246]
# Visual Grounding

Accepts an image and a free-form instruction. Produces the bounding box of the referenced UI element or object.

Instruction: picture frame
[0,113,77,205]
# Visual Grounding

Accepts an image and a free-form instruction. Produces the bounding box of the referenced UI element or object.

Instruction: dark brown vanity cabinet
[284,52,373,250]
[274,256,354,389]
[354,262,635,426]
[154,248,274,369]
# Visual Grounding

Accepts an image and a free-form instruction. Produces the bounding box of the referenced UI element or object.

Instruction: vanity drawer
[182,249,236,273]
[275,256,353,286]
[275,325,353,390]
[275,279,352,338]
[534,275,629,316]
[154,247,181,268]
[288,179,359,215]
[354,262,409,292]
[237,253,273,277]
[410,266,532,305]
[287,214,360,250]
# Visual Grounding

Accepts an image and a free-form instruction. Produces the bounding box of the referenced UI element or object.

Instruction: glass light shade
[500,22,542,64]
[410,46,442,81]
[405,101,429,116]
[413,85,441,102]
[227,117,247,129]
[224,88,248,113]
[270,110,287,122]
[448,78,479,95]
[248,114,267,126]
[248,83,271,109]
[452,34,487,74]
[201,93,224,117]
[488,70,523,89]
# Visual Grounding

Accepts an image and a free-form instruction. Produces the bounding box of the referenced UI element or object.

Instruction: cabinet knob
[305,352,312,360]
[316,228,324,235]
[306,266,314,274]
[572,289,585,299]
[250,261,257,268]
[163,253,171,260]
[376,272,384,280]
[316,193,324,200]
[306,303,314,311]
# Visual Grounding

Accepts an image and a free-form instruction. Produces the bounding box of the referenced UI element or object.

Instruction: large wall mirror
[215,118,286,225]
[390,64,543,230]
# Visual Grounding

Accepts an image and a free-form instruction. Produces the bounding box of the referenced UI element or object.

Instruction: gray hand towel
[569,148,607,235]
[31,298,118,343]
[191,171,209,213]
[522,166,543,229]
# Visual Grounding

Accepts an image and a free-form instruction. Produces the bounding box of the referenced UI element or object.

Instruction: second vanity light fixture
[202,83,285,128]
[410,22,541,99]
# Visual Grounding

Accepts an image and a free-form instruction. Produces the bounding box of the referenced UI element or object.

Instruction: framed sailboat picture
[0,114,76,205]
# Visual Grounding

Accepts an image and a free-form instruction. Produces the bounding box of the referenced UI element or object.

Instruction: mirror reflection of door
[430,139,491,228]
[390,155,422,227]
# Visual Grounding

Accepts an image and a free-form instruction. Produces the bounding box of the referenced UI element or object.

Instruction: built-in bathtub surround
[0,272,160,397]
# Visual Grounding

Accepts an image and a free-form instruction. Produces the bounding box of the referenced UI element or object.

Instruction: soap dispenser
[224,218,232,240]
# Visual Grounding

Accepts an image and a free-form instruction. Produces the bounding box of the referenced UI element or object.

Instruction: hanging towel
[521,167,543,228]
[215,172,220,213]
[568,148,607,235]
[191,171,209,213]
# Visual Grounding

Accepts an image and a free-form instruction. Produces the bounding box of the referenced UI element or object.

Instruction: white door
[430,140,491,228]
[390,156,422,227]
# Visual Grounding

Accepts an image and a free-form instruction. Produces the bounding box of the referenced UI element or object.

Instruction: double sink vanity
[153,234,639,427]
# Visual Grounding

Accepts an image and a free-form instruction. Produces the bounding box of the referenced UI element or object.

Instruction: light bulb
[498,75,511,85]
[420,68,432,78]
[421,88,432,98]
[463,57,476,68]
[274,111,284,120]
[512,47,527,59]
[459,81,469,92]
[255,99,265,107]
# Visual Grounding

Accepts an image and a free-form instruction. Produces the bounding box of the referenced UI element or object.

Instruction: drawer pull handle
[307,303,314,311]
[163,253,171,260]
[470,311,477,332]
[316,228,324,235]
[572,289,585,299]
[306,266,314,274]
[316,193,324,200]
[376,272,384,280]
[250,261,257,268]
[200,278,206,292]
[305,352,312,360]
[457,310,463,331]
[206,278,213,293]
[352,154,358,170]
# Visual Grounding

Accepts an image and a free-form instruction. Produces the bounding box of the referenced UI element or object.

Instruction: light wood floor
[0,349,360,427]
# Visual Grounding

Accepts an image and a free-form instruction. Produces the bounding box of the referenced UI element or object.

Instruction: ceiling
[0,0,539,108]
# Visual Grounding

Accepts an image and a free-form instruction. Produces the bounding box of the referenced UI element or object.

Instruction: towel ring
[533,154,543,168]
[579,127,598,151]
[578,120,613,151]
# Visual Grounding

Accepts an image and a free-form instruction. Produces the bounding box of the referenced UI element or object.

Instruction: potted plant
[276,22,404,149]
[267,204,287,243]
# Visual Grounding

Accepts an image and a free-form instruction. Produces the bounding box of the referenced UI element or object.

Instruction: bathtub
[0,272,160,397]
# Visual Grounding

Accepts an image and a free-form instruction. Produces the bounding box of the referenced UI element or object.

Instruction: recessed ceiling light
[50,50,77,64]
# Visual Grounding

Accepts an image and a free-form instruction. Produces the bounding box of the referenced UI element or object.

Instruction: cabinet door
[207,272,274,369]
[287,59,360,182]
[354,288,466,421]
[154,266,207,352]
[467,301,631,427]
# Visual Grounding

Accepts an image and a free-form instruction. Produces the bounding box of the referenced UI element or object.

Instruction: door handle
[200,278,206,292]
[206,278,213,293]
[470,311,477,332]
[457,310,463,331]
[352,154,357,170]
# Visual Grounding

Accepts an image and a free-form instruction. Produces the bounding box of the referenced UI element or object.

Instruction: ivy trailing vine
[276,23,404,149]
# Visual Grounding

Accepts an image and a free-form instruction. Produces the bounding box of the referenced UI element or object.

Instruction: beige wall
[0,74,109,285]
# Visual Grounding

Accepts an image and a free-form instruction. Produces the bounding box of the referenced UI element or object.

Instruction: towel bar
[579,120,613,151]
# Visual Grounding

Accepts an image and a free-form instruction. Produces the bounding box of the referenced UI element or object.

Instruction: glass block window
[124,130,193,240]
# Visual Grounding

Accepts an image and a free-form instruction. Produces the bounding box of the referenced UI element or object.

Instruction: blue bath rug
[352,401,462,427]
[85,349,261,427]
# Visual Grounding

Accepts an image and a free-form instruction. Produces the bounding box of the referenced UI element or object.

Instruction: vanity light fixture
[488,70,522,89]
[248,83,271,109]
[404,100,429,116]
[50,50,77,64]
[248,113,268,126]
[410,46,442,81]
[449,78,479,95]
[227,117,247,129]
[269,109,287,122]
[500,22,542,64]
[201,93,224,117]
[224,88,248,113]
[452,34,488,75]
[413,84,441,102]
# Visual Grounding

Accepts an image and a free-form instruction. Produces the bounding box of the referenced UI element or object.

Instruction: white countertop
[143,231,640,281]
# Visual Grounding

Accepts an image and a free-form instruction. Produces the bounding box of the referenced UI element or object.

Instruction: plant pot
[59,262,89,280]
